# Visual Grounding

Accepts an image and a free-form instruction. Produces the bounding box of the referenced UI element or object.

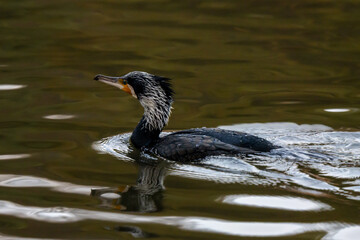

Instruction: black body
[134,128,277,162]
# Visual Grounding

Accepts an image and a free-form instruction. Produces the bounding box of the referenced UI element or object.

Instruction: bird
[94,71,278,162]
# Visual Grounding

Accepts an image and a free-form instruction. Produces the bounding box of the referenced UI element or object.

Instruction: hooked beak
[94,74,136,98]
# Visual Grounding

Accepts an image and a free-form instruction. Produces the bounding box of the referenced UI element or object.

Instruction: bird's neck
[130,117,161,149]
[130,100,172,149]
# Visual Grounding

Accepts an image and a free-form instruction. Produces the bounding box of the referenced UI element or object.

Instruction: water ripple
[0,174,103,195]
[218,195,332,211]
[0,233,54,240]
[43,114,75,120]
[94,122,360,200]
[92,133,132,161]
[324,226,360,240]
[0,84,26,90]
[0,200,355,238]
[324,108,358,113]
[0,153,31,160]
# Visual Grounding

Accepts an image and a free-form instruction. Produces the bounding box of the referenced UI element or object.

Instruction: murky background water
[1,0,359,239]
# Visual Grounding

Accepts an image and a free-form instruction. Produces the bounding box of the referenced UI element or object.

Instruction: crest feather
[153,75,174,100]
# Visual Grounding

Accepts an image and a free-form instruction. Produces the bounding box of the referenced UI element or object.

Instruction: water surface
[0,0,359,239]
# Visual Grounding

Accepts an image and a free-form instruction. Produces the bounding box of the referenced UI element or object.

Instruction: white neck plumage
[140,96,173,131]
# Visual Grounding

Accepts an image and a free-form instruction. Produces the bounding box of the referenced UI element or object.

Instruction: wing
[169,128,277,152]
[152,133,257,162]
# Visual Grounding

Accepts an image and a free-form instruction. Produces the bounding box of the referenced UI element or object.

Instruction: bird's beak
[94,74,134,97]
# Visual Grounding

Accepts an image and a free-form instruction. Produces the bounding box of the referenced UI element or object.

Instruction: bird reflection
[91,159,168,213]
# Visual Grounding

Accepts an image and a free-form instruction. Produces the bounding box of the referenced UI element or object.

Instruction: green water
[0,0,359,239]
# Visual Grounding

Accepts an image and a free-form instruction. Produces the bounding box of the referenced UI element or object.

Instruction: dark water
[1,0,360,239]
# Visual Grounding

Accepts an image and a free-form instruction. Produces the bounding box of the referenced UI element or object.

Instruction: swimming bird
[94,71,277,161]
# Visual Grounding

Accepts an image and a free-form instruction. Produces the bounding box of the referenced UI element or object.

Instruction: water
[1,0,359,239]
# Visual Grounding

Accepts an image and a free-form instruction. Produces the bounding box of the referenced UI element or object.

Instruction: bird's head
[94,71,174,130]
[94,71,173,102]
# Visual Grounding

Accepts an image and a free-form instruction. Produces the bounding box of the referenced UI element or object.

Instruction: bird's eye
[122,79,127,85]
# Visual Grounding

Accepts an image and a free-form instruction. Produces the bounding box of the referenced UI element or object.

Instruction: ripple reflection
[0,233,54,240]
[0,174,102,195]
[218,195,332,211]
[0,84,26,90]
[43,114,75,120]
[324,226,360,240]
[324,108,359,113]
[0,153,31,160]
[0,200,354,237]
